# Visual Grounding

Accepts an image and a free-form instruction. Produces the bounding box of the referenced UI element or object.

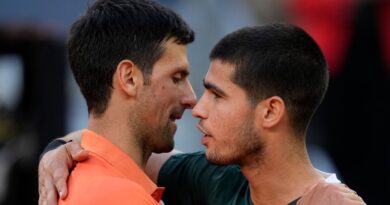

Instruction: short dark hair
[210,23,328,135]
[68,0,194,115]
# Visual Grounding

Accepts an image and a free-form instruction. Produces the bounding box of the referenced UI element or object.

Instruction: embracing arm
[38,131,87,205]
[38,130,178,205]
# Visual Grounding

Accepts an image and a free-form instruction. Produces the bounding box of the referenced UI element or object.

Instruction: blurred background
[0,0,389,204]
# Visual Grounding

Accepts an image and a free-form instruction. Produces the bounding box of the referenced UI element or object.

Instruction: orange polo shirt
[59,129,164,205]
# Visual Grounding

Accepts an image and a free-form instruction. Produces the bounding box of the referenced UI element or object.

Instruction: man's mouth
[197,124,212,146]
[196,124,209,136]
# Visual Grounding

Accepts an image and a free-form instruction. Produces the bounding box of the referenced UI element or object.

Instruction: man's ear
[114,59,144,97]
[258,96,286,129]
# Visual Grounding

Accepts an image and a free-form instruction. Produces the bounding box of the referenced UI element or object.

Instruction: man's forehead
[206,60,234,81]
[151,40,190,72]
[203,61,235,91]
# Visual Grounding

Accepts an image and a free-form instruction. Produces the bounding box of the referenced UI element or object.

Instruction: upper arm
[145,149,182,183]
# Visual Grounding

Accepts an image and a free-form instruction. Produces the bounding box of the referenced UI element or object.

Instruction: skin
[127,39,196,158]
[193,60,263,166]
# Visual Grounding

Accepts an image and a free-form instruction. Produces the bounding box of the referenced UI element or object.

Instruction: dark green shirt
[158,152,299,205]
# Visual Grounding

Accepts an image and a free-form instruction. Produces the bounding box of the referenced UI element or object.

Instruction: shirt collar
[81,129,164,202]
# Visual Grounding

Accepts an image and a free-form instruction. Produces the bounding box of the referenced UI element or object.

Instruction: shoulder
[64,154,159,205]
[92,177,156,204]
[64,176,158,205]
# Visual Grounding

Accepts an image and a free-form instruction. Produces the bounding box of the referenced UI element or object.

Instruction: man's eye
[172,73,182,83]
[212,91,221,99]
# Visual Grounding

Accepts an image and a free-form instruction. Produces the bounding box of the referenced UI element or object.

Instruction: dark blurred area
[0,25,67,204]
[0,0,389,205]
[287,0,390,204]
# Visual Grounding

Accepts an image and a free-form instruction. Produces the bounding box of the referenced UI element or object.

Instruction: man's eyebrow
[203,79,226,96]
[175,67,190,76]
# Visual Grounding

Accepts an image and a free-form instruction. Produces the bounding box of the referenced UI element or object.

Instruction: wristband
[39,139,69,160]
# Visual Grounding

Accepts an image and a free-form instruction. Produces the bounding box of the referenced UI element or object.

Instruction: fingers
[340,187,366,204]
[330,184,365,203]
[38,179,58,205]
[298,181,323,205]
[323,183,362,203]
[38,159,59,205]
[38,139,87,204]
[38,143,81,205]
[52,142,87,199]
[302,179,326,197]
[344,193,365,204]
[298,182,366,205]
[52,167,69,199]
[64,141,89,162]
[51,143,82,199]
[44,176,59,205]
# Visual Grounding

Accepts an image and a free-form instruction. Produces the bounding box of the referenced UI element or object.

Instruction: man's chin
[205,151,232,166]
[153,142,175,153]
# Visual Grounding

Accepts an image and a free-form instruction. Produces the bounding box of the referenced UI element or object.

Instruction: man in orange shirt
[54,0,196,204]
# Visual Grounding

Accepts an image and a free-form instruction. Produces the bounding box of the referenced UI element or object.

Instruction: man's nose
[192,94,207,119]
[181,81,197,109]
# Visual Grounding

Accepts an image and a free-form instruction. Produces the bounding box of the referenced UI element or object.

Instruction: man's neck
[240,138,323,205]
[87,111,151,169]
